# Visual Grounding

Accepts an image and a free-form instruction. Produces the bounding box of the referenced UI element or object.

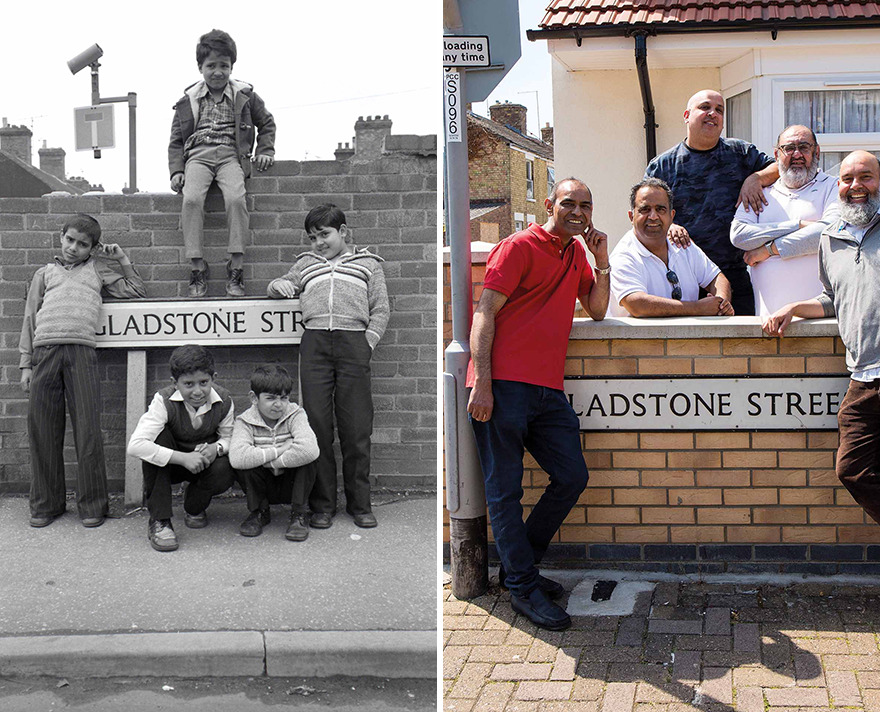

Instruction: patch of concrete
[566,578,656,617]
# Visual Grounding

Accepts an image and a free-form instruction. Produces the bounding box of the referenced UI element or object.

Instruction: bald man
[645,89,778,315]
[764,150,880,524]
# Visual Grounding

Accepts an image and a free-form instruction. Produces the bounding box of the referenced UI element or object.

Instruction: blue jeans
[470,380,589,596]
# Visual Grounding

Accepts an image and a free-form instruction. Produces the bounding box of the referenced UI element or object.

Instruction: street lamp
[68,44,138,193]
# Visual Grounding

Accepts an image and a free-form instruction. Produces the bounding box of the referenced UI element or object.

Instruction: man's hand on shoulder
[667,224,691,248]
[467,380,494,423]
[737,173,769,214]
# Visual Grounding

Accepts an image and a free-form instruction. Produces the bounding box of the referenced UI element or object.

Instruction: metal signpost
[443,0,520,600]
[68,44,138,192]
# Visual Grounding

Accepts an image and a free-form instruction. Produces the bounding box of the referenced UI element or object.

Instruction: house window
[782,87,880,174]
[818,150,880,176]
[547,166,556,199]
[514,212,525,232]
[785,89,880,134]
[526,160,535,201]
[726,90,752,142]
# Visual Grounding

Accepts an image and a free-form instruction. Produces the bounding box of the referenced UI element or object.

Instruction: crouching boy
[127,344,238,551]
[229,365,319,541]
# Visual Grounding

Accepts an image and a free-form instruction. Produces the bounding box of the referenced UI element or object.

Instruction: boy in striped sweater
[267,204,389,529]
[229,365,319,540]
[19,213,146,528]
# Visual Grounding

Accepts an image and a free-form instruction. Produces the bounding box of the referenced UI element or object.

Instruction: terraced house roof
[534,0,880,34]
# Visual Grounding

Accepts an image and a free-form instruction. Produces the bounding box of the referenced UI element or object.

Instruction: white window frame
[514,211,525,232]
[525,159,535,202]
[771,75,880,157]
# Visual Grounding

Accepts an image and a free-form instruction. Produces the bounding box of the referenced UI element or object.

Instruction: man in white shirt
[731,125,839,316]
[609,178,734,317]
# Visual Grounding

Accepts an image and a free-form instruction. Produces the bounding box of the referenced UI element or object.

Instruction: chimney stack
[0,118,33,164]
[353,115,393,160]
[489,101,528,135]
[541,122,554,146]
[39,141,66,180]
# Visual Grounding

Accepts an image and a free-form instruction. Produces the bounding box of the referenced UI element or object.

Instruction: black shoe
[188,264,209,297]
[285,512,310,541]
[239,508,270,537]
[29,511,63,528]
[225,261,245,297]
[184,510,208,529]
[148,519,179,552]
[510,587,571,631]
[310,512,333,529]
[499,565,565,600]
[352,512,377,528]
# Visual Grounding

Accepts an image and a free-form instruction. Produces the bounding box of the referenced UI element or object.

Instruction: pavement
[443,568,880,711]
[0,491,437,679]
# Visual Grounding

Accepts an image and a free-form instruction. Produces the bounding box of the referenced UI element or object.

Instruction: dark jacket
[168,78,275,179]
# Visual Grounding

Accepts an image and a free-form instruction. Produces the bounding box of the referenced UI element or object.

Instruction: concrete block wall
[443,255,880,573]
[1,134,437,494]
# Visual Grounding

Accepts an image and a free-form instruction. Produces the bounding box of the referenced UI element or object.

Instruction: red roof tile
[538,1,880,29]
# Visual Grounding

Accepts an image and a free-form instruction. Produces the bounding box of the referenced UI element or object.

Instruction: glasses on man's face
[777,142,815,156]
[666,269,682,300]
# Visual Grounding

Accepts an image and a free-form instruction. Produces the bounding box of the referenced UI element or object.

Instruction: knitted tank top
[158,384,232,452]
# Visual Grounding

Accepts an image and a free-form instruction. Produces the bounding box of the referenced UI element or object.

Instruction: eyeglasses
[777,142,815,156]
[666,269,682,300]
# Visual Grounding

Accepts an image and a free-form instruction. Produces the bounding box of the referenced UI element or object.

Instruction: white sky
[469,0,555,140]
[3,1,438,193]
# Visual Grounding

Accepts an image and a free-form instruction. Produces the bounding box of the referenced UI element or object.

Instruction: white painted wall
[551,61,720,251]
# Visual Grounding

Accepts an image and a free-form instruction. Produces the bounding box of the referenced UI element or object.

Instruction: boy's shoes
[148,519,179,552]
[239,508,270,537]
[510,587,571,631]
[82,516,105,528]
[285,512,310,541]
[184,510,208,529]
[310,512,333,529]
[29,511,63,528]
[188,265,209,297]
[226,261,245,297]
[498,565,565,600]
[352,512,378,528]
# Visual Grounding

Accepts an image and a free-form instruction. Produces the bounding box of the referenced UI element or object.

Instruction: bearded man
[763,150,880,524]
[730,125,839,316]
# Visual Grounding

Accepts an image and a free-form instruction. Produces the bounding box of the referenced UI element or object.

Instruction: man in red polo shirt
[467,177,610,630]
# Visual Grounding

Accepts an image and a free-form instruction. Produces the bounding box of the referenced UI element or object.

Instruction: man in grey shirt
[763,150,880,522]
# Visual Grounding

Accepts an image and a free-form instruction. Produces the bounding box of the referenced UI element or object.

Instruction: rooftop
[534,0,880,34]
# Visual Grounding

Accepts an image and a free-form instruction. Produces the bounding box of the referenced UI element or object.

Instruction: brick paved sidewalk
[444,573,880,711]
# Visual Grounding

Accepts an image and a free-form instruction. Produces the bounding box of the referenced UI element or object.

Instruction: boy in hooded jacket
[267,204,389,529]
[168,28,275,298]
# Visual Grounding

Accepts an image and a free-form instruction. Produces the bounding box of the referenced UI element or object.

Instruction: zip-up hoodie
[228,402,319,473]
[817,214,880,372]
[168,78,275,179]
[267,248,390,349]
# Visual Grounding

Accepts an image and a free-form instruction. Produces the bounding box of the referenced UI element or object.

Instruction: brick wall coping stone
[570,316,841,340]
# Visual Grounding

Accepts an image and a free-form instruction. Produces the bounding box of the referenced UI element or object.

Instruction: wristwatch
[594,265,611,275]
[215,442,225,456]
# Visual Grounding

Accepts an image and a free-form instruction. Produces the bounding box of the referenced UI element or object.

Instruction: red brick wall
[2,144,437,494]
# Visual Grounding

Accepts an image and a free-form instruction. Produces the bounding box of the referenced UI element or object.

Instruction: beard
[840,191,880,226]
[779,161,819,189]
